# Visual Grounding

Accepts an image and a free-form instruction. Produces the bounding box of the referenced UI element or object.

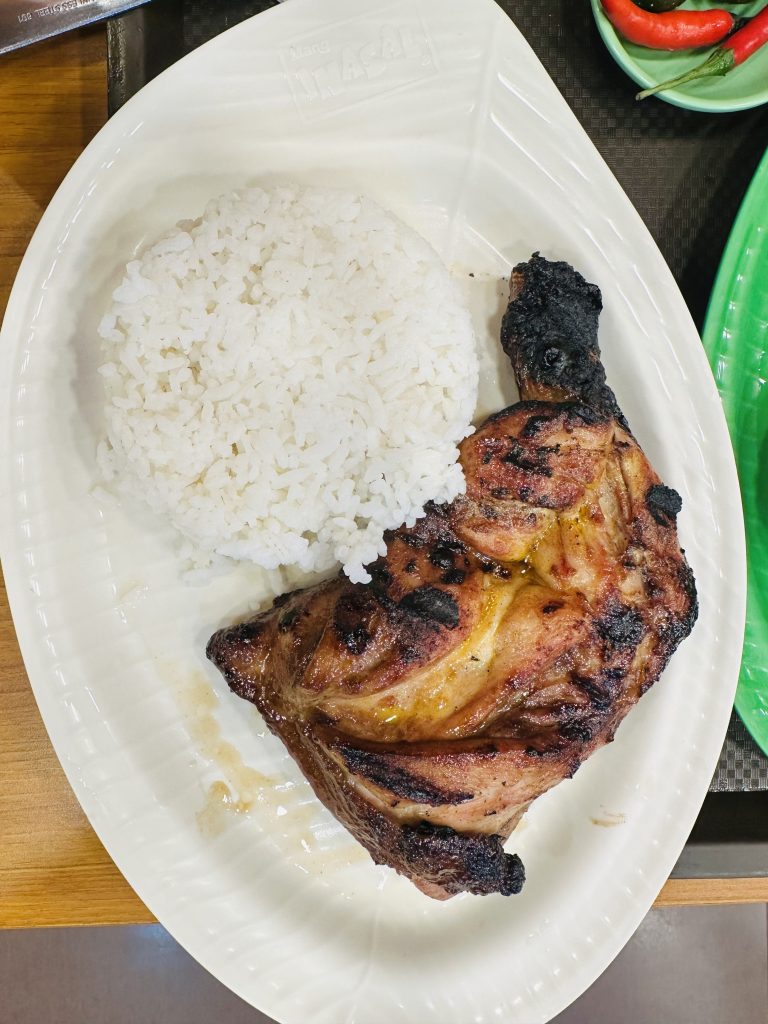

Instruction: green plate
[703,146,768,756]
[591,0,768,112]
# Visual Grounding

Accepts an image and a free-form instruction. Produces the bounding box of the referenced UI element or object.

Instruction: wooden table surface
[1,25,767,930]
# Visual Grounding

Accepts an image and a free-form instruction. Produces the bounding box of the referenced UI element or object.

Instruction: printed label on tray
[0,0,146,52]
[281,0,437,121]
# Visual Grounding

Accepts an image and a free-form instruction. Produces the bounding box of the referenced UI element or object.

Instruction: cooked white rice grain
[98,184,478,583]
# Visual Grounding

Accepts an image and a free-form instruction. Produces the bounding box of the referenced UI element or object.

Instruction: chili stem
[636,47,735,99]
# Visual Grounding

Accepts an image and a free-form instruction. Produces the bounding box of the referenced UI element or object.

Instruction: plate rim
[702,143,768,758]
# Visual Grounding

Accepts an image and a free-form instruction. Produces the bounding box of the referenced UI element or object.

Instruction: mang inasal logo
[282,13,437,120]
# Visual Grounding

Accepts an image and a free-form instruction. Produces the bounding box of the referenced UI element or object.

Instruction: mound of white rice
[97,184,478,583]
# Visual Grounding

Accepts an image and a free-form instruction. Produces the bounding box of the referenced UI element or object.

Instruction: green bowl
[591,0,768,112]
[703,146,768,756]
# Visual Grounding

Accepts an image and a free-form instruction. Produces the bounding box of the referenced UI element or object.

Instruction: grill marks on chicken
[207,254,697,900]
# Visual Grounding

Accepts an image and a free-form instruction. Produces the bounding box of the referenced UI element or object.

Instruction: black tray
[105,0,768,862]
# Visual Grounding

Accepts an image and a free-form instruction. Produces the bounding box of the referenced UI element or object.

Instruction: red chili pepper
[637,3,768,99]
[601,0,734,51]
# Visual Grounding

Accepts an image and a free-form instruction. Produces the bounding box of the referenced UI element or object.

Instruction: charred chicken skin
[207,255,697,900]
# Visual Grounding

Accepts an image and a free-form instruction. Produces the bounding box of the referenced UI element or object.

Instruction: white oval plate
[0,0,745,1021]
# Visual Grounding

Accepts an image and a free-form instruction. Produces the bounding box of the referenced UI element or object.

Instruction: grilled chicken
[207,255,697,900]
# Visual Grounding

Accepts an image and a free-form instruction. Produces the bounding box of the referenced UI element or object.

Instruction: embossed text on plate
[280,0,437,121]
